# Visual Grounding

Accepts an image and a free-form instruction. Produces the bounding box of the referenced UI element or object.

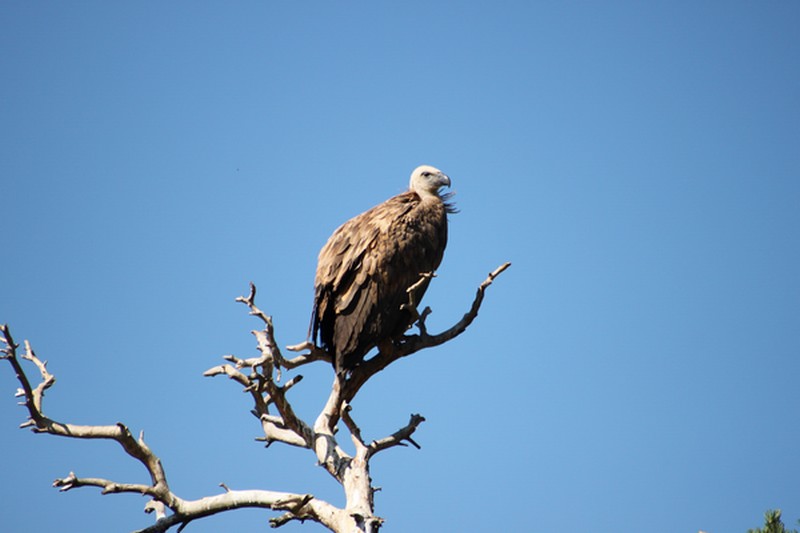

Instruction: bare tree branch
[204,293,319,452]
[339,261,512,406]
[129,489,334,533]
[2,260,509,532]
[285,340,332,367]
[340,403,365,450]
[203,363,251,387]
[53,471,157,496]
[2,325,175,502]
[408,261,512,349]
[1,323,350,531]
[368,414,426,456]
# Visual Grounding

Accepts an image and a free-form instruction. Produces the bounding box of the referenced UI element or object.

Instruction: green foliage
[747,509,799,533]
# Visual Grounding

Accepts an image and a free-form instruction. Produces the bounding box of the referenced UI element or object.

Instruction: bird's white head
[409,165,451,198]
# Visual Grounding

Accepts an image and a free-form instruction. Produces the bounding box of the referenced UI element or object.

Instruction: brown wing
[313,191,448,371]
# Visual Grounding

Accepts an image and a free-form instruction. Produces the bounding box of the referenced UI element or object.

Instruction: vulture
[312,165,455,373]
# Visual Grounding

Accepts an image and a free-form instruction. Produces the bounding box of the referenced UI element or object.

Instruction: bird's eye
[421,171,431,177]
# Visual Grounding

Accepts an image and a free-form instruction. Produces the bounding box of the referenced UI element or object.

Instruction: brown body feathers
[312,166,453,372]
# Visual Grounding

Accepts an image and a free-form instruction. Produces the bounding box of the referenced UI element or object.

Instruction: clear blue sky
[2,2,798,532]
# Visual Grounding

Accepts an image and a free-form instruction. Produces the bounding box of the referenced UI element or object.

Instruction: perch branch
[411,261,511,349]
[340,262,511,404]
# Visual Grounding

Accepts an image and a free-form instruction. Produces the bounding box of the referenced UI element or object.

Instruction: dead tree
[1,262,509,532]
